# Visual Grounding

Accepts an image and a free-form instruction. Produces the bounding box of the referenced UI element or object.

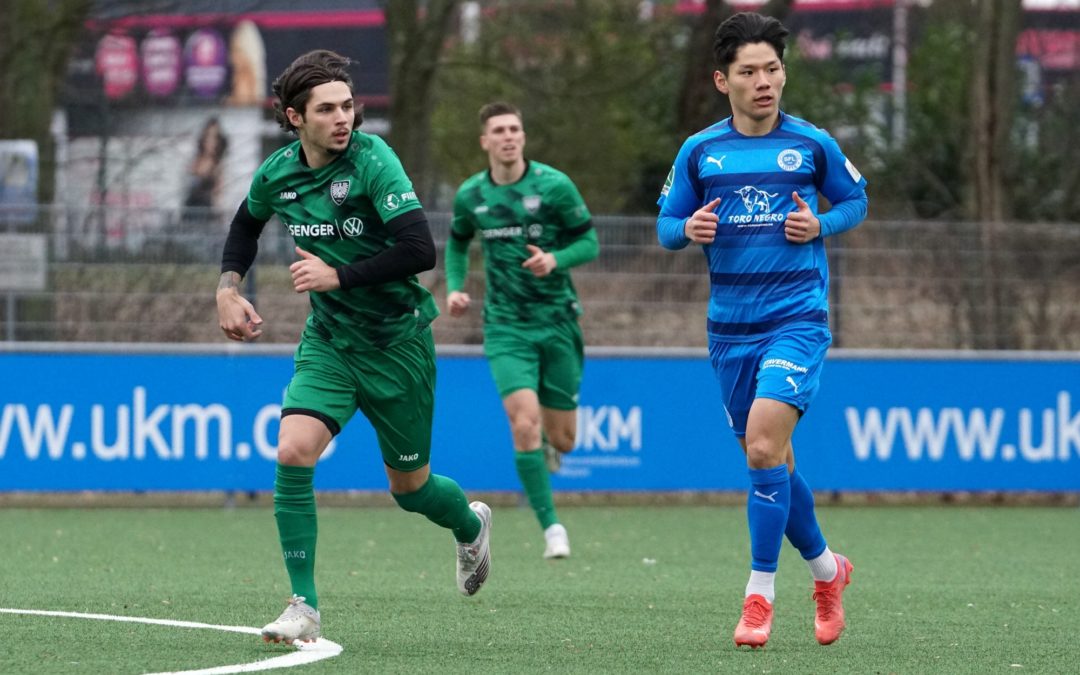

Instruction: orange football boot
[813,553,853,645]
[733,593,774,648]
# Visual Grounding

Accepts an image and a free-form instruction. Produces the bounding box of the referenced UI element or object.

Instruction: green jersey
[450,160,592,325]
[247,131,438,351]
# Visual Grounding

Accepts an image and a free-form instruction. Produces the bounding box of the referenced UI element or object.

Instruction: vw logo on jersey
[342,217,364,237]
[330,180,351,205]
[777,149,803,172]
[522,195,542,214]
[527,223,544,239]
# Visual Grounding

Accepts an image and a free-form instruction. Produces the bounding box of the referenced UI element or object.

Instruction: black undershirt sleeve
[220,201,268,277]
[335,208,436,290]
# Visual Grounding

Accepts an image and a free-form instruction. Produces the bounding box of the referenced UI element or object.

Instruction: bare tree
[967,0,1022,348]
[0,0,93,202]
[383,0,460,206]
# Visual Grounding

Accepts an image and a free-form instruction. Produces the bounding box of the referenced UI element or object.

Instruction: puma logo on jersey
[786,376,799,393]
[705,155,726,169]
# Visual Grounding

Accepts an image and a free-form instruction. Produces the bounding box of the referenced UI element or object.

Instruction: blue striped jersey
[656,112,868,342]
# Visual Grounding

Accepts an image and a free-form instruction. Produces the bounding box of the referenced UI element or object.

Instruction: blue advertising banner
[1,349,1078,492]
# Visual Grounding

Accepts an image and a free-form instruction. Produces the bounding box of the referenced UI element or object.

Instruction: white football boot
[543,442,562,473]
[261,594,320,644]
[456,501,492,596]
[543,523,571,559]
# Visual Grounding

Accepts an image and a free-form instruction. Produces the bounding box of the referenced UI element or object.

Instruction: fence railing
[1,206,1078,349]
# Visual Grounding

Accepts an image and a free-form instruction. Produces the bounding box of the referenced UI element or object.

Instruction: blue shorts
[707,322,832,437]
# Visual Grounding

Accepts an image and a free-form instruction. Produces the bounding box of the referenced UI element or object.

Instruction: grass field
[1,504,1077,674]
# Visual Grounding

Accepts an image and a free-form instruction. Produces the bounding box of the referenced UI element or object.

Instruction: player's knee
[509,414,541,442]
[744,438,784,469]
[276,439,315,466]
[549,428,575,453]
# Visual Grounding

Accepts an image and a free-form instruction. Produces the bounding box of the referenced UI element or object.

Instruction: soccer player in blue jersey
[656,13,867,649]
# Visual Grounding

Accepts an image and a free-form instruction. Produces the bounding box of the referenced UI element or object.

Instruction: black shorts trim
[281,407,341,436]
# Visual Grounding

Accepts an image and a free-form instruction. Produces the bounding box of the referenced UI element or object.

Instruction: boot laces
[742,597,770,628]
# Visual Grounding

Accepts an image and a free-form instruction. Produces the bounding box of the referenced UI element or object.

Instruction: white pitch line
[0,608,343,674]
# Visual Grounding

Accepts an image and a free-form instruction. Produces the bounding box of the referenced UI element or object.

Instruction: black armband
[565,219,594,238]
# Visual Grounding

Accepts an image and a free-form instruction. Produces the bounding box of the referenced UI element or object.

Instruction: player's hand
[784,192,821,243]
[447,290,471,317]
[216,288,263,342]
[522,244,557,277]
[290,247,341,293]
[685,197,721,244]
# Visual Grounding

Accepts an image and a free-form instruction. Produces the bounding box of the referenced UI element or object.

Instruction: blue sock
[747,464,791,573]
[785,469,827,560]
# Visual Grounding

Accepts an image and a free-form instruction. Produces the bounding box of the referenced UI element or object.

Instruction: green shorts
[282,328,435,472]
[483,319,584,410]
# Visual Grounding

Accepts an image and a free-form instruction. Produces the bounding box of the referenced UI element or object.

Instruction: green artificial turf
[0,505,1076,673]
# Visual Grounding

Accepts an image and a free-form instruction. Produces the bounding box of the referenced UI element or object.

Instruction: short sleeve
[245,165,274,221]
[550,173,591,228]
[366,137,423,222]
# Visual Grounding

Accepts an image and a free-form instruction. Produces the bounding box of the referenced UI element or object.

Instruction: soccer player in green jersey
[445,102,599,560]
[215,50,491,646]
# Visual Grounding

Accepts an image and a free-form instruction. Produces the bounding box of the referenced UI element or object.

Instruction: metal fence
[1,206,1078,349]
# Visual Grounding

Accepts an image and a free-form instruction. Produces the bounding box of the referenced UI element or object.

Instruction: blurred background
[1,0,1077,350]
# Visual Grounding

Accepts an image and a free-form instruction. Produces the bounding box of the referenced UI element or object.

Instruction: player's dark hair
[713,12,789,72]
[478,102,523,130]
[272,49,364,134]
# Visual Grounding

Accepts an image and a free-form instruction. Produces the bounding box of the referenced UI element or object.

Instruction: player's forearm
[220,201,266,277]
[551,227,599,269]
[336,215,435,290]
[818,193,868,237]
[217,271,242,294]
[444,232,471,292]
[656,215,692,250]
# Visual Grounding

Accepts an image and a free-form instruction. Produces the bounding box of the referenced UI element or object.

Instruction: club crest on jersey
[522,195,542,213]
[330,180,351,206]
[777,149,802,172]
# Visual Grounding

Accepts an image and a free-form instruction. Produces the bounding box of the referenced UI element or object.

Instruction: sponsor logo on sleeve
[845,158,863,183]
[660,165,674,196]
[384,190,417,211]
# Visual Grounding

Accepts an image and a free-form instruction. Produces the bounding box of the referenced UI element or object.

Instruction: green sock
[273,464,318,610]
[515,449,558,530]
[393,473,481,543]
